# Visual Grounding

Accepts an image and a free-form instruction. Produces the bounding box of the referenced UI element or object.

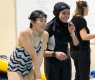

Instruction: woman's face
[58,9,70,23]
[32,15,47,33]
[84,4,89,16]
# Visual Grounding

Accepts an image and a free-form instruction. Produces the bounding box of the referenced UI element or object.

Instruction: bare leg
[24,69,36,80]
[7,71,24,80]
[24,53,43,80]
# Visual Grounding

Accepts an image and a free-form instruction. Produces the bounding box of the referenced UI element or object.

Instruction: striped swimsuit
[8,34,42,76]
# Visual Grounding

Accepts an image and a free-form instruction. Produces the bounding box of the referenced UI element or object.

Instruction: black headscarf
[53,2,70,28]
[48,2,70,30]
[46,2,71,43]
[53,2,70,17]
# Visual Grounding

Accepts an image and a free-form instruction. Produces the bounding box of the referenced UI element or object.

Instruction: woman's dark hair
[28,10,47,28]
[73,1,87,17]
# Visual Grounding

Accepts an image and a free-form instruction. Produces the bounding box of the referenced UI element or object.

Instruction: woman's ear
[83,6,87,13]
[83,6,88,10]
[83,6,86,9]
[30,20,34,25]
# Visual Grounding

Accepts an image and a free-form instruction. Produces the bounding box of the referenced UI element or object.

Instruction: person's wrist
[52,51,56,57]
[70,32,75,36]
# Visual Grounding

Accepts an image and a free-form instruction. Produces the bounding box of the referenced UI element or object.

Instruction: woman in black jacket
[44,2,80,80]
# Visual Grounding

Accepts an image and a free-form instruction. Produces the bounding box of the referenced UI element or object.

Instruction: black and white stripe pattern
[8,47,33,76]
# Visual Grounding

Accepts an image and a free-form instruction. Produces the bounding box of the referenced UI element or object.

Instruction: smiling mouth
[62,19,67,21]
[41,26,45,29]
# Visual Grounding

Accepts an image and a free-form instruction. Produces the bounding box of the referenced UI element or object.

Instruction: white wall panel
[16,0,95,43]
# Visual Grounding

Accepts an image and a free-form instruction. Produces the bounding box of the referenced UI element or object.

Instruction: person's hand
[55,52,67,61]
[68,21,75,34]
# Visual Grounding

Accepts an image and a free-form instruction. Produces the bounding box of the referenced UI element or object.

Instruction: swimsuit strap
[29,28,42,42]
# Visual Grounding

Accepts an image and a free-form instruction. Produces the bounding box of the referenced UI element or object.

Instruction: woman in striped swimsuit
[7,10,49,80]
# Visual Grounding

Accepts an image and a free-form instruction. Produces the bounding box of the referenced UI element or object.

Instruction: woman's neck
[30,28,41,37]
[75,15,84,18]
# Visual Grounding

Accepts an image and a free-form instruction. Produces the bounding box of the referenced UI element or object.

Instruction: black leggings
[44,57,71,80]
[70,49,90,80]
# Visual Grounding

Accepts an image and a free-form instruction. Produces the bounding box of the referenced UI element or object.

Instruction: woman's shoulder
[72,16,87,24]
[73,16,86,21]
[20,28,30,34]
[42,31,49,41]
[17,28,31,47]
[19,28,31,37]
[42,31,49,37]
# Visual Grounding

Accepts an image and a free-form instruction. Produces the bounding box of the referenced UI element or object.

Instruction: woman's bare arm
[37,31,49,66]
[71,33,79,46]
[19,29,41,79]
[80,28,95,40]
[68,22,79,46]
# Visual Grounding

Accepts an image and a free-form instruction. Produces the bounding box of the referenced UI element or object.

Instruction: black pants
[44,57,71,80]
[70,49,90,80]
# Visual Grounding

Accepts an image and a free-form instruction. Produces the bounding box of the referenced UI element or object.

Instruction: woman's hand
[68,21,75,34]
[55,51,67,61]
